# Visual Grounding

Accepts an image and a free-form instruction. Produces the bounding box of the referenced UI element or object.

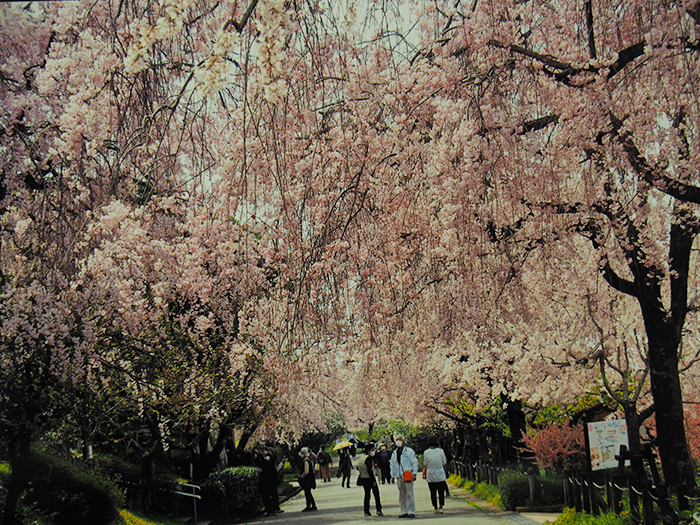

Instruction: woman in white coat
[422,435,448,513]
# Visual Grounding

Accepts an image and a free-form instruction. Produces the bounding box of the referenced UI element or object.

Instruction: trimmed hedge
[498,469,564,510]
[200,466,262,515]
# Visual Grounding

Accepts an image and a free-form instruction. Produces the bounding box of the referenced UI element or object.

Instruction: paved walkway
[245,477,561,525]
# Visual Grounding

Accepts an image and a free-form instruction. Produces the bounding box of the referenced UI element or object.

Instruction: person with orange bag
[389,435,418,518]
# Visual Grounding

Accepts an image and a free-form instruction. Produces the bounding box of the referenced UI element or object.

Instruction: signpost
[586,419,629,471]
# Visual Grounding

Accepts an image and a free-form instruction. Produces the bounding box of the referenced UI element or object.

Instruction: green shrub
[200,466,262,515]
[0,462,9,518]
[95,453,181,515]
[498,470,531,510]
[552,508,634,525]
[538,475,566,506]
[447,473,463,487]
[498,469,565,510]
[25,447,124,525]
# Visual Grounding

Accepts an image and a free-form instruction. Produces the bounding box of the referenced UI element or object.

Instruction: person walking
[297,447,318,512]
[423,435,448,514]
[317,444,332,482]
[356,444,384,516]
[338,447,353,488]
[377,443,391,484]
[254,443,281,517]
[390,435,418,518]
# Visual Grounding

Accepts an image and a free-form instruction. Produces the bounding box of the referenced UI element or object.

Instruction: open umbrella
[333,441,352,451]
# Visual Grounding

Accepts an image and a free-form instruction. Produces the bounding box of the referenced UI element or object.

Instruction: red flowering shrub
[684,399,700,464]
[520,420,587,473]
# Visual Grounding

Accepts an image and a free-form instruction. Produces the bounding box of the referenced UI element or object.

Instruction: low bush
[498,469,565,510]
[200,466,262,515]
[0,462,9,518]
[469,480,503,508]
[551,508,634,525]
[95,453,181,516]
[498,470,531,510]
[24,447,124,525]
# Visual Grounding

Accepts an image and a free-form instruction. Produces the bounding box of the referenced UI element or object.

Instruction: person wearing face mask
[254,443,281,517]
[389,435,418,518]
[356,443,383,516]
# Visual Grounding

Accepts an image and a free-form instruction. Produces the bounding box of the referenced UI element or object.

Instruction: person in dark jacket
[376,443,391,484]
[298,447,317,512]
[357,444,383,516]
[317,444,332,482]
[337,447,353,488]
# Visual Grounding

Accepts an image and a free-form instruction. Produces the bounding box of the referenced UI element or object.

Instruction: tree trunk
[138,450,157,513]
[2,433,33,525]
[621,403,646,489]
[193,422,232,479]
[645,323,696,498]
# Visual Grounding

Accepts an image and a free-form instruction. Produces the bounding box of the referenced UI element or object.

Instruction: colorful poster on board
[586,419,629,471]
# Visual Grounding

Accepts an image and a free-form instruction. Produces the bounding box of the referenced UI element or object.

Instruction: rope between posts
[592,481,606,489]
[612,482,628,492]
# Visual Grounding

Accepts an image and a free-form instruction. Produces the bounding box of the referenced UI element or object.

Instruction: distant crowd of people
[255,433,449,518]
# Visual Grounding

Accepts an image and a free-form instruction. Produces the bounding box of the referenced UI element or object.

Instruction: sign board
[586,419,629,471]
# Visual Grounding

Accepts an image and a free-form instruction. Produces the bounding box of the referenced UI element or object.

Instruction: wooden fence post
[642,487,655,525]
[627,478,642,524]
[573,475,582,513]
[563,476,571,508]
[590,477,600,516]
[628,479,640,525]
[582,476,591,514]
[611,478,623,514]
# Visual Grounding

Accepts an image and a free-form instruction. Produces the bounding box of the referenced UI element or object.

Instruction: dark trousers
[380,464,390,483]
[428,481,447,509]
[260,486,278,514]
[362,481,382,513]
[303,487,316,509]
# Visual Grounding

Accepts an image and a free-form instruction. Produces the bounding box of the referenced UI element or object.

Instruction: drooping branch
[223,0,259,33]
[609,112,700,204]
[488,38,647,86]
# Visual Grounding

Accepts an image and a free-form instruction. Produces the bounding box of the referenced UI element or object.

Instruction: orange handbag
[403,470,413,482]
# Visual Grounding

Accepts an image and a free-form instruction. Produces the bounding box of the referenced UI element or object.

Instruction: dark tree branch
[639,404,656,422]
[223,0,259,33]
[600,258,638,297]
[584,0,597,59]
[687,1,700,25]
[520,114,559,134]
[609,112,700,204]
[489,39,646,86]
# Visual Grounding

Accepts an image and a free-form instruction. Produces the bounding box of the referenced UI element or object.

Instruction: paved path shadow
[244,477,560,524]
